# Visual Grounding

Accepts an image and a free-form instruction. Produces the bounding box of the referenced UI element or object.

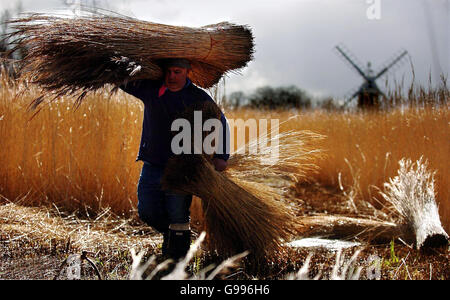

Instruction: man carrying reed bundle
[6,13,299,261]
[120,58,230,261]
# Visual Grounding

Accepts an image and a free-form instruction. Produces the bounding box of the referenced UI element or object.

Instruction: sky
[1,0,449,101]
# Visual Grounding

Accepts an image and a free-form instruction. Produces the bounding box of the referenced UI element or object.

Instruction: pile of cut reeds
[380,157,449,249]
[4,13,254,105]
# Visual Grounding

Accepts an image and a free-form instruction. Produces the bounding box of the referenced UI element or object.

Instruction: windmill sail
[335,44,408,108]
[375,50,408,79]
[335,45,368,80]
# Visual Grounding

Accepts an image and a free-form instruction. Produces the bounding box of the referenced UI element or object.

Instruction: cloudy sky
[1,0,448,101]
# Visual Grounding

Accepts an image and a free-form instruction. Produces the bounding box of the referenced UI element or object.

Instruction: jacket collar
[158,78,191,98]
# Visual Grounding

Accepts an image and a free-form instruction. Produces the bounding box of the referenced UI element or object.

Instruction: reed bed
[229,106,449,232]
[0,71,448,243]
[5,13,254,106]
[0,73,143,215]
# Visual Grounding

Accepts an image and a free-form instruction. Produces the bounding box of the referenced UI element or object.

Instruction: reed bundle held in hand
[5,13,254,105]
[160,101,303,260]
[162,154,298,260]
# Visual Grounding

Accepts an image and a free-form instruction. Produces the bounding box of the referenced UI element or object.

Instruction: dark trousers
[137,162,192,233]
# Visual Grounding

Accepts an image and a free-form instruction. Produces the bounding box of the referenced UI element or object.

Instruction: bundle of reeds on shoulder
[5,13,254,105]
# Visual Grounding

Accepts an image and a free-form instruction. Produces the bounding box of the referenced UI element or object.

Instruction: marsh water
[288,238,361,251]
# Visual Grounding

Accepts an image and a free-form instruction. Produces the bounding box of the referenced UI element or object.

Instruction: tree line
[226,85,313,110]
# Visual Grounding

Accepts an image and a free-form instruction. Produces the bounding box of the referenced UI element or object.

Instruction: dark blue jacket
[120,79,230,166]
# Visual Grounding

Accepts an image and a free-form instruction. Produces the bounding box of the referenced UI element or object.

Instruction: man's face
[164,67,189,92]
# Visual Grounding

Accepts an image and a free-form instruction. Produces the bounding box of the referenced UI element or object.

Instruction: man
[120,58,229,261]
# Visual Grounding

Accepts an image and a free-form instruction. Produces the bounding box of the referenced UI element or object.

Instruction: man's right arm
[119,79,160,102]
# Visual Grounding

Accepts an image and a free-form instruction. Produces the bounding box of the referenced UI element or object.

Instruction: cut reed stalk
[295,214,413,244]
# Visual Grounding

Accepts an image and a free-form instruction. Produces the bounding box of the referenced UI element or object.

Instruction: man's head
[162,59,191,92]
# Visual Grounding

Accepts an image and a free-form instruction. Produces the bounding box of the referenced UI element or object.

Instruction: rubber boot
[167,229,191,261]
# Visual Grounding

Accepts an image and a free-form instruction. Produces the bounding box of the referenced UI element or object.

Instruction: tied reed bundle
[5,13,254,106]
[162,154,297,260]
[161,101,298,260]
[380,157,449,248]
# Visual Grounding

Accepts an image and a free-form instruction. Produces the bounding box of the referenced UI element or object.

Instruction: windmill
[335,44,408,109]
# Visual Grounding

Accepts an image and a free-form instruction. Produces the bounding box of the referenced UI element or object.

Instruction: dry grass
[0,73,143,215]
[1,73,448,230]
[1,202,448,280]
[224,106,449,233]
[0,200,155,254]
[0,200,157,279]
[0,72,448,271]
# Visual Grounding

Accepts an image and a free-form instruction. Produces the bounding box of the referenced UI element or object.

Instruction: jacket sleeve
[119,79,159,102]
[203,95,230,161]
[215,112,231,162]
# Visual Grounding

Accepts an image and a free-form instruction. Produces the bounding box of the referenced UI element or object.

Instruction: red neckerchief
[158,84,168,98]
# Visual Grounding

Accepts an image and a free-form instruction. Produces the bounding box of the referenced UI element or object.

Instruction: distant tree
[1,2,25,78]
[249,85,311,109]
[0,9,12,55]
[249,86,277,109]
[227,91,246,108]
[318,97,341,111]
[276,85,311,109]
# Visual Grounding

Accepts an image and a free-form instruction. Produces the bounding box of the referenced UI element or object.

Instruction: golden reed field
[0,74,449,235]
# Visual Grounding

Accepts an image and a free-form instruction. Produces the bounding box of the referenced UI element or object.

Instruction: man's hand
[213,158,227,172]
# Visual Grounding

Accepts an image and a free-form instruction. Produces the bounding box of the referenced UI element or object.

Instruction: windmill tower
[335,44,408,109]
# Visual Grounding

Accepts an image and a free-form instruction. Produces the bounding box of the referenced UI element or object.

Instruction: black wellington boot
[167,229,191,261]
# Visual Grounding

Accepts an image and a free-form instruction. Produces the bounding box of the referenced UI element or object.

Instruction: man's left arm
[212,113,230,171]
[203,95,230,171]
